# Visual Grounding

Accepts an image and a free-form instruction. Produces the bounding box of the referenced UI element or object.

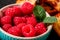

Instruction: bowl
[0,4,52,40]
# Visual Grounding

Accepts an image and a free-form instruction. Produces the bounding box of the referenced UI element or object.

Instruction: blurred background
[0,0,60,40]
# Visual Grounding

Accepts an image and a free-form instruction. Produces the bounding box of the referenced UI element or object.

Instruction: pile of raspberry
[1,2,47,37]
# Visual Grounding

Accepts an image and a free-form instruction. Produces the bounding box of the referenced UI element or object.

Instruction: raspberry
[2,24,12,31]
[5,6,21,17]
[5,8,15,17]
[12,6,22,16]
[35,22,46,35]
[22,24,36,37]
[8,26,21,36]
[26,17,37,26]
[17,23,26,36]
[17,23,26,29]
[1,16,11,25]
[13,17,23,25]
[22,17,26,23]
[21,2,34,15]
[31,14,35,17]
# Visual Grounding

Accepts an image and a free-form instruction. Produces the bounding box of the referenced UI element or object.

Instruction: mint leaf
[43,16,57,23]
[33,5,46,22]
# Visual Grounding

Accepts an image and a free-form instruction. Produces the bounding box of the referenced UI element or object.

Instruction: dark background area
[0,0,60,40]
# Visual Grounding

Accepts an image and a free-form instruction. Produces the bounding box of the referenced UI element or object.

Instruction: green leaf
[33,5,46,22]
[43,16,57,23]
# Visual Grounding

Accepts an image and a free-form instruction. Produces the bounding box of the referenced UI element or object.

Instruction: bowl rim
[0,4,52,39]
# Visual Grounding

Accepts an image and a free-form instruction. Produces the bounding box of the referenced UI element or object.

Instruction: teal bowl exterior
[0,4,52,40]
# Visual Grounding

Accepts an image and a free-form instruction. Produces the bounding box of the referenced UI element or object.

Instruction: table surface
[0,0,60,40]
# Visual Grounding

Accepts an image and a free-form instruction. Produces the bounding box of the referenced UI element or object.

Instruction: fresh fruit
[1,16,11,25]
[21,2,34,15]
[35,22,46,35]
[22,24,36,37]
[17,23,26,36]
[12,6,22,16]
[13,17,23,25]
[2,24,12,31]
[5,8,15,17]
[1,4,55,37]
[8,26,21,36]
[5,6,21,17]
[31,14,35,17]
[22,17,26,23]
[26,17,37,26]
[17,23,26,29]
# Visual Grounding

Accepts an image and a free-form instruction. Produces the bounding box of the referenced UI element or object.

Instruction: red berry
[5,6,21,17]
[31,14,35,17]
[1,16,11,25]
[13,17,23,25]
[35,22,46,35]
[26,17,37,26]
[21,2,34,15]
[12,6,22,16]
[17,23,26,36]
[2,24,12,31]
[8,26,21,36]
[17,23,26,29]
[5,8,15,17]
[22,17,26,23]
[22,24,36,37]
